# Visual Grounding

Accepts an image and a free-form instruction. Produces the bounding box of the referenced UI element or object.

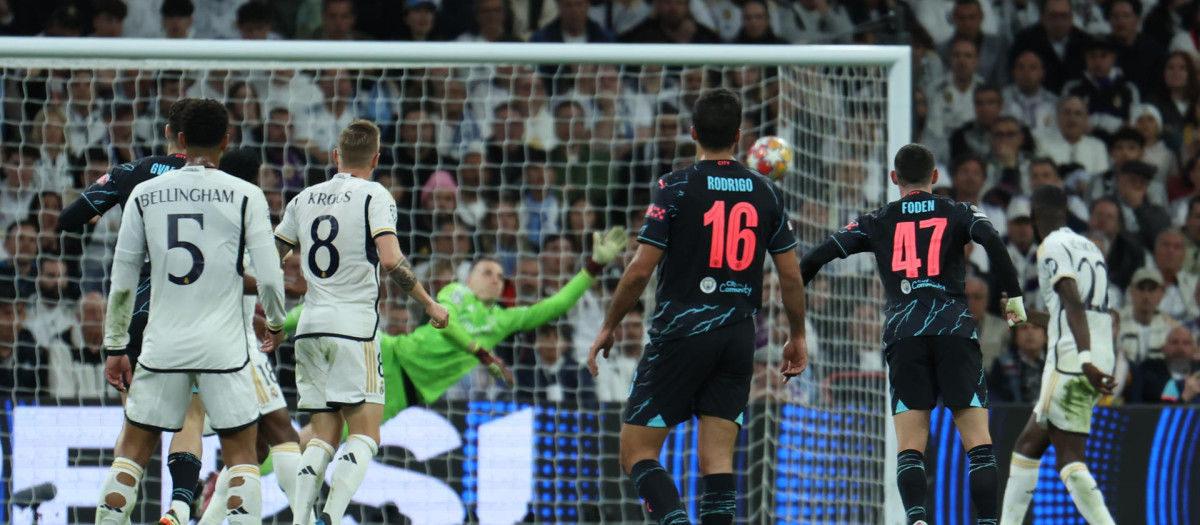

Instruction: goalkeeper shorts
[624,319,754,428]
[885,335,988,415]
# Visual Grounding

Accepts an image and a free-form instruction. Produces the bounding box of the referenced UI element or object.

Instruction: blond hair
[337,120,381,169]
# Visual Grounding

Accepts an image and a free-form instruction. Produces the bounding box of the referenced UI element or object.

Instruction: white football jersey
[274,173,397,340]
[1037,227,1115,375]
[109,166,286,371]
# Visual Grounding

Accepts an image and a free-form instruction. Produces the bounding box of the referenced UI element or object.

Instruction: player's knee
[698,454,733,476]
[105,492,127,508]
[116,471,137,486]
[227,495,243,510]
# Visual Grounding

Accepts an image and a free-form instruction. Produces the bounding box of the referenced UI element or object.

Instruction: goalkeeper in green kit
[283,227,629,423]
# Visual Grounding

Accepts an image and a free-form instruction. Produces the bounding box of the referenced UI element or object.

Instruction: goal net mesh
[0,54,894,524]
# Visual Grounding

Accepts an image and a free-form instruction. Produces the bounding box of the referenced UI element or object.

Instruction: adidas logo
[299,466,318,476]
[101,504,123,513]
[339,452,357,465]
[229,507,249,515]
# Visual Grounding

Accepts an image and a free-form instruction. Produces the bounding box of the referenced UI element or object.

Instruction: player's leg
[999,415,1053,524]
[692,321,754,525]
[937,336,998,525]
[886,338,939,525]
[318,336,386,524]
[619,424,683,524]
[291,337,337,525]
[696,416,738,525]
[1049,427,1114,525]
[160,393,206,525]
[260,408,303,503]
[98,368,189,525]
[199,365,266,525]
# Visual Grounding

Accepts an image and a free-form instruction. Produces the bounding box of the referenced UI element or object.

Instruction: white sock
[271,442,302,505]
[225,465,262,525]
[1000,453,1041,525]
[321,434,378,524]
[168,500,192,523]
[1060,462,1115,525]
[197,467,232,525]
[291,438,335,525]
[96,458,143,525]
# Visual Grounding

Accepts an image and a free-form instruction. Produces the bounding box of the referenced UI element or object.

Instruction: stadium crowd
[0,0,1197,409]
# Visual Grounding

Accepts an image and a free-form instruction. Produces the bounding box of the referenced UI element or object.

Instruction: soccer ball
[745,136,793,181]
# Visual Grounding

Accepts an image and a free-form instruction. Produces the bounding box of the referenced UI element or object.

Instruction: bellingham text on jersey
[706,176,753,192]
[137,187,236,208]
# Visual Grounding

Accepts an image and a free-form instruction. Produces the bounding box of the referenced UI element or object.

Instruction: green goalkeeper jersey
[282,269,596,421]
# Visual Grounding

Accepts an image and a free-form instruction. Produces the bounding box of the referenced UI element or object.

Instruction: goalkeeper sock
[896,449,927,524]
[1060,462,1115,525]
[967,444,999,525]
[292,438,335,525]
[197,467,231,525]
[225,465,262,525]
[629,459,689,525]
[96,457,143,525]
[271,442,302,504]
[699,473,736,525]
[322,434,379,524]
[999,453,1040,525]
[167,451,202,522]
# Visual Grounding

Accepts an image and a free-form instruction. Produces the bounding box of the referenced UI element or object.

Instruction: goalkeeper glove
[1005,295,1028,327]
[474,348,513,384]
[591,226,629,265]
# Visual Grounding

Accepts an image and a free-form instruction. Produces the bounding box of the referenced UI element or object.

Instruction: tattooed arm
[375,232,449,328]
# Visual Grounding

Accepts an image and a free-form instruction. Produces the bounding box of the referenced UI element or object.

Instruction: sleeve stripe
[769,241,799,254]
[274,233,297,246]
[372,227,396,237]
[637,236,668,248]
[831,236,849,257]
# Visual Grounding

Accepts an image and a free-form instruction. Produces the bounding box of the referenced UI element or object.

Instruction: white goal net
[0,40,909,524]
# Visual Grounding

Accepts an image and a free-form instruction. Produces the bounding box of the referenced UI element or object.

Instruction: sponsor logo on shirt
[700,277,717,294]
[718,281,753,296]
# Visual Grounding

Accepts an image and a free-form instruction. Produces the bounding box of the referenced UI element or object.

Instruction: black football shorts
[624,319,755,428]
[885,335,988,415]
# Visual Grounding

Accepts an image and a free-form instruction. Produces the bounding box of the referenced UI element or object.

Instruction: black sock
[967,444,998,525]
[896,449,927,524]
[629,459,689,525]
[167,452,202,508]
[699,473,736,525]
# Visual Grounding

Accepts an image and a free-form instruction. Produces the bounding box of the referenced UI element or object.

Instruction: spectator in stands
[236,0,278,40]
[1008,0,1090,93]
[161,0,194,39]
[1146,229,1199,323]
[1150,52,1198,159]
[913,0,999,45]
[0,287,43,399]
[1089,128,1159,204]
[515,323,595,403]
[949,154,1007,235]
[1118,267,1178,365]
[520,150,562,247]
[41,5,84,37]
[593,305,642,402]
[967,275,1011,372]
[1034,96,1109,176]
[949,84,1002,160]
[299,0,366,40]
[486,102,529,187]
[1,147,38,230]
[395,0,442,41]
[1113,160,1172,240]
[380,300,412,337]
[226,81,263,147]
[29,191,78,260]
[454,151,489,228]
[133,73,190,152]
[64,70,106,157]
[774,0,854,44]
[588,0,651,36]
[937,0,1008,86]
[296,69,357,165]
[1006,198,1039,298]
[1108,0,1167,96]
[1028,157,1090,226]
[24,258,76,350]
[1002,50,1058,134]
[255,68,322,123]
[987,322,1046,403]
[613,102,680,217]
[1127,325,1200,403]
[260,107,314,192]
[1062,36,1140,141]
[539,233,577,294]
[983,116,1031,199]
[926,35,983,141]
[511,67,556,151]
[618,0,719,43]
[551,99,613,205]
[433,79,481,160]
[108,104,152,165]
[508,0,558,41]
[457,0,522,42]
[47,291,109,399]
[532,0,613,43]
[29,106,72,191]
[1133,104,1179,183]
[1143,0,1191,51]
[90,0,126,38]
[1090,196,1145,290]
[478,201,525,276]
[732,0,786,44]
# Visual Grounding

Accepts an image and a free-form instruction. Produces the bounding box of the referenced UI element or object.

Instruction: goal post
[0,38,910,524]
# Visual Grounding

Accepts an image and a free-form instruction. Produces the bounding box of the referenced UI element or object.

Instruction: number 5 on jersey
[891,218,946,278]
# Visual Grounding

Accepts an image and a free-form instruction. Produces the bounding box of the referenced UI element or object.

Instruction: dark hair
[5,144,40,161]
[948,33,979,54]
[950,153,984,177]
[166,98,196,142]
[1108,126,1145,149]
[692,88,742,151]
[181,99,229,149]
[236,1,272,26]
[1029,156,1059,173]
[553,98,585,117]
[1103,0,1142,19]
[48,5,84,33]
[954,0,981,10]
[219,147,262,183]
[1031,184,1068,212]
[161,0,194,18]
[1090,195,1125,228]
[6,219,37,238]
[893,143,936,184]
[974,84,1001,101]
[93,0,128,20]
[324,0,354,13]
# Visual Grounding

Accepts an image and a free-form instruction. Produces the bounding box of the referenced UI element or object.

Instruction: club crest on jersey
[900,279,912,294]
[646,204,667,221]
[700,277,717,294]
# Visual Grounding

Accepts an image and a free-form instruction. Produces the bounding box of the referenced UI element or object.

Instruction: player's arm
[799,217,873,284]
[505,227,628,333]
[102,195,148,391]
[588,242,663,376]
[376,233,448,328]
[965,205,1026,324]
[246,191,288,348]
[58,163,131,232]
[273,194,300,260]
[1055,276,1116,395]
[773,249,809,379]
